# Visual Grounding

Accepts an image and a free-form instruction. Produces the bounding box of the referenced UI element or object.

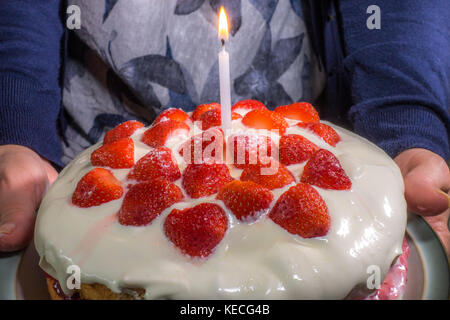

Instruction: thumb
[404,164,449,215]
[0,191,40,252]
[395,148,450,216]
[0,146,51,252]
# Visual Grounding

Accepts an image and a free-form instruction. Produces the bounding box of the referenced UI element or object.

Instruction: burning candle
[218,6,231,133]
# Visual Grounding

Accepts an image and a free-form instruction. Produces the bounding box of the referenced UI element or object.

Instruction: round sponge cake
[35,101,407,299]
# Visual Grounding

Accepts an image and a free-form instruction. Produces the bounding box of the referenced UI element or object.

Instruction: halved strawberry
[154,108,190,124]
[119,178,183,226]
[72,168,123,208]
[197,108,242,130]
[301,149,351,190]
[228,134,275,169]
[179,128,225,164]
[231,99,267,112]
[164,203,228,258]
[279,134,319,165]
[275,102,319,123]
[297,122,340,146]
[141,120,190,148]
[269,182,330,238]
[191,102,221,121]
[103,120,145,144]
[91,137,134,169]
[240,160,295,190]
[242,109,288,135]
[182,163,233,198]
[217,180,273,222]
[127,147,180,183]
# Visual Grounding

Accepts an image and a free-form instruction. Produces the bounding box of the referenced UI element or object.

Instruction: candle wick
[221,38,225,48]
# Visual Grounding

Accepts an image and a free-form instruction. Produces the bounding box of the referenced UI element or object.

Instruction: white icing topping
[35,114,407,299]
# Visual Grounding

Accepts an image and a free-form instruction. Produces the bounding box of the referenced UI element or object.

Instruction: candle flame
[218,6,229,41]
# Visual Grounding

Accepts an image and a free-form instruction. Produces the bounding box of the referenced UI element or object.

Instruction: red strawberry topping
[240,160,295,190]
[198,108,242,130]
[72,168,123,208]
[127,147,180,183]
[275,102,319,123]
[103,120,144,144]
[297,122,340,146]
[164,203,228,258]
[217,180,273,222]
[242,109,289,135]
[119,179,183,226]
[279,134,319,165]
[91,137,134,169]
[191,102,221,121]
[182,163,233,198]
[269,183,330,238]
[301,149,352,190]
[154,108,190,124]
[141,120,190,148]
[228,134,275,169]
[179,128,225,164]
[231,99,267,112]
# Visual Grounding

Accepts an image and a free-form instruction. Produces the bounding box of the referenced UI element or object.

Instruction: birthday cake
[35,100,408,300]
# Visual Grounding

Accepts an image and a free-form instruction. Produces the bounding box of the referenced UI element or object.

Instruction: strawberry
[103,120,145,144]
[217,180,273,222]
[191,102,221,121]
[279,134,319,165]
[141,120,190,148]
[182,163,233,198]
[269,182,330,238]
[231,99,267,112]
[197,108,242,130]
[297,122,340,146]
[154,108,190,124]
[274,102,319,123]
[164,203,228,258]
[179,128,225,164]
[228,134,275,169]
[72,168,123,208]
[91,137,134,169]
[301,149,352,190]
[242,109,289,135]
[127,147,180,183]
[240,160,295,190]
[119,178,183,226]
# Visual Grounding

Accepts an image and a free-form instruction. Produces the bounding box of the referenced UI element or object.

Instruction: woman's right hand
[0,145,58,252]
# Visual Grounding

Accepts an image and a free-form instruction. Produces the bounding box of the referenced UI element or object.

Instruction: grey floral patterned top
[62,0,325,164]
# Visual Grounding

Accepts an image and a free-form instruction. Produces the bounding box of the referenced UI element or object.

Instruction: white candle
[218,6,231,133]
[219,46,231,133]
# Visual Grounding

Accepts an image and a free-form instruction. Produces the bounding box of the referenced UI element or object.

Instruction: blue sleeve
[0,0,65,167]
[338,0,450,161]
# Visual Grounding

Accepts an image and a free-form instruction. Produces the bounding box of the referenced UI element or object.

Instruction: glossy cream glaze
[35,111,407,299]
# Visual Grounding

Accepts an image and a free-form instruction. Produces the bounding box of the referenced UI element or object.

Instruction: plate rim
[0,250,22,300]
[406,214,450,300]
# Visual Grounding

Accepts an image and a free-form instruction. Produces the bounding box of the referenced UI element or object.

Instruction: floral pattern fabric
[62,0,325,164]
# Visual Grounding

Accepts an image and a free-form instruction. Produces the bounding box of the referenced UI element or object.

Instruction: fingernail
[0,223,15,237]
